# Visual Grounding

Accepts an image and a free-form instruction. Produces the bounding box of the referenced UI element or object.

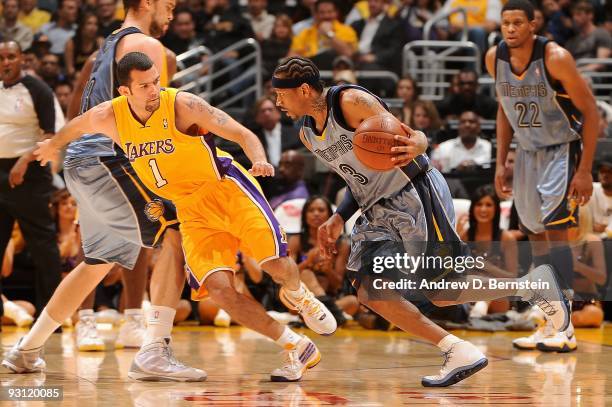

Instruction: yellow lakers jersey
[112,88,234,201]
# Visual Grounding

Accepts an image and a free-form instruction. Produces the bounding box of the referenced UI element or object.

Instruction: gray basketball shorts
[64,155,178,269]
[513,140,581,234]
[348,168,460,274]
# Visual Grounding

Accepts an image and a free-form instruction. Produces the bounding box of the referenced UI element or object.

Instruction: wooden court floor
[1,323,612,406]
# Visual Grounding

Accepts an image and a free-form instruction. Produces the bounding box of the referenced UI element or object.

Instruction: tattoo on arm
[353,93,375,108]
[184,92,228,125]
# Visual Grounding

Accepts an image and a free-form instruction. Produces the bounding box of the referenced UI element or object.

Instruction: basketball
[353,114,406,171]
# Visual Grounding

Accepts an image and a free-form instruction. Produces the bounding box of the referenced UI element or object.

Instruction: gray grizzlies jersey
[301,85,411,211]
[65,27,142,162]
[495,36,581,151]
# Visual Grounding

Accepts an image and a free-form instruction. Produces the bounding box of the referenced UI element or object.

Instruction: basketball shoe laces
[294,290,324,320]
[438,346,456,376]
[159,339,186,369]
[279,346,301,372]
[528,290,556,317]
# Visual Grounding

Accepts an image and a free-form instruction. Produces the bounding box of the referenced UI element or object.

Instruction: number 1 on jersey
[148,159,168,188]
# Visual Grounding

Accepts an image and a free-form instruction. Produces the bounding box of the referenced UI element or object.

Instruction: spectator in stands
[252,96,301,166]
[570,203,606,328]
[22,47,41,76]
[39,0,78,56]
[541,0,573,45]
[267,150,310,210]
[0,0,34,51]
[0,41,62,314]
[345,0,398,26]
[95,0,122,38]
[431,110,492,173]
[64,12,103,78]
[37,53,65,88]
[565,1,611,72]
[50,189,81,277]
[351,0,403,74]
[261,14,293,78]
[292,0,316,36]
[410,100,443,146]
[533,7,552,39]
[288,196,359,325]
[440,0,501,54]
[202,0,254,54]
[457,185,518,316]
[289,0,357,70]
[396,0,446,42]
[54,81,72,115]
[332,68,357,85]
[161,8,203,56]
[436,68,497,120]
[391,75,419,125]
[30,33,52,58]
[244,0,275,42]
[18,0,51,33]
[592,159,612,236]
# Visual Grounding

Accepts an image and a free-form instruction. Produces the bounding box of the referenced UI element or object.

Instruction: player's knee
[206,283,240,309]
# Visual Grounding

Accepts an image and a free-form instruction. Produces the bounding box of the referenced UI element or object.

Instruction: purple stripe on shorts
[202,133,233,177]
[225,165,288,258]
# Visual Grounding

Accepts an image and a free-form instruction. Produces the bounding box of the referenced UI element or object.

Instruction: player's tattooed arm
[176,92,272,176]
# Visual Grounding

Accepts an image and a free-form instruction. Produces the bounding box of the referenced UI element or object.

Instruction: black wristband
[336,188,359,221]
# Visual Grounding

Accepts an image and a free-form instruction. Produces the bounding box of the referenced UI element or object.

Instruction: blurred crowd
[0,0,611,332]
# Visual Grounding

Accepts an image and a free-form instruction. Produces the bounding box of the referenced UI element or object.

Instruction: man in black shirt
[436,69,497,120]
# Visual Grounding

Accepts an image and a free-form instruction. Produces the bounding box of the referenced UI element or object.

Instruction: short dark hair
[117,52,154,86]
[501,0,535,21]
[123,0,141,12]
[572,1,594,14]
[315,0,336,12]
[55,80,73,91]
[273,56,324,93]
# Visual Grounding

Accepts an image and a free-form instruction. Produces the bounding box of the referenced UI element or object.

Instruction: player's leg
[223,164,336,335]
[115,250,149,349]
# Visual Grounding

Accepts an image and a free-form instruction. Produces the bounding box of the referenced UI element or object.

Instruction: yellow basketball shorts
[177,164,288,299]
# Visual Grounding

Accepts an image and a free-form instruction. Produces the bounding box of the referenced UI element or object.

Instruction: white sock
[437,334,462,353]
[275,326,301,348]
[124,308,143,320]
[144,305,175,345]
[20,309,61,350]
[284,283,306,299]
[78,309,94,320]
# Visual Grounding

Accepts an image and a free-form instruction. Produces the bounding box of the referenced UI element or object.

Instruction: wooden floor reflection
[1,324,611,406]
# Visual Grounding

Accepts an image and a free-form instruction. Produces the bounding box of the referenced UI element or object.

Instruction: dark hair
[501,0,535,21]
[273,56,324,92]
[50,188,73,227]
[55,80,74,91]
[572,1,594,14]
[397,75,420,101]
[468,185,501,241]
[123,0,141,11]
[300,195,334,250]
[74,12,98,56]
[315,0,336,11]
[117,52,154,86]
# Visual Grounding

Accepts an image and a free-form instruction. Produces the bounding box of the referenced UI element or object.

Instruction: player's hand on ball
[568,170,593,206]
[34,139,60,167]
[494,164,512,200]
[317,213,344,258]
[390,124,427,167]
[248,161,274,177]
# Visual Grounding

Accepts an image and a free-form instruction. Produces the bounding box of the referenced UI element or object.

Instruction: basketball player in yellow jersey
[35,52,336,382]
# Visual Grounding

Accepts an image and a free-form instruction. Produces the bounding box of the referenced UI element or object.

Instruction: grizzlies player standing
[273,56,571,387]
[2,0,206,382]
[486,0,599,352]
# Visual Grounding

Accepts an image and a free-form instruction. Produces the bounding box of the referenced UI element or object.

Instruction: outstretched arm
[339,88,428,167]
[34,102,117,166]
[546,43,598,205]
[175,91,273,177]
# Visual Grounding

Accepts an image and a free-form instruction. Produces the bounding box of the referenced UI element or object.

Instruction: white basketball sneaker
[116,312,145,349]
[270,335,321,382]
[213,309,231,327]
[536,323,577,353]
[128,338,207,382]
[76,314,105,351]
[1,338,46,373]
[279,283,337,335]
[519,265,571,332]
[421,341,488,387]
[512,319,555,350]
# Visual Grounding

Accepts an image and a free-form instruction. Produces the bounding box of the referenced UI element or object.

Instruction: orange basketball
[353,114,406,171]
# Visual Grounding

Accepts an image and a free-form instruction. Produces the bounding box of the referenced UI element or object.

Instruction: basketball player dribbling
[272,56,572,386]
[34,52,337,382]
[487,0,599,352]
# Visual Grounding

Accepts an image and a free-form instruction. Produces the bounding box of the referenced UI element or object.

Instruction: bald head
[0,41,23,85]
[279,150,305,183]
